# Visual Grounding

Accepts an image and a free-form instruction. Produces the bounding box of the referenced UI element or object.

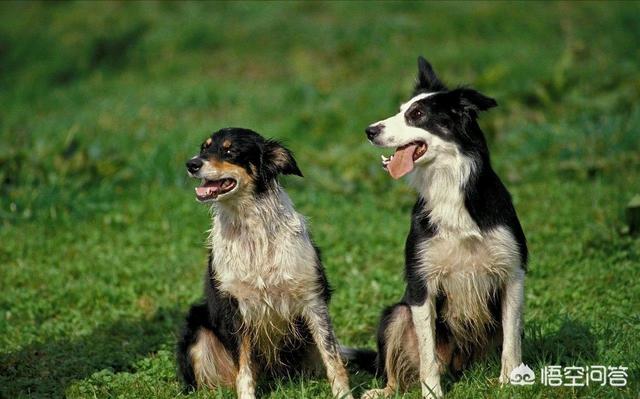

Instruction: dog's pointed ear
[415,56,447,93]
[262,140,303,178]
[454,88,498,113]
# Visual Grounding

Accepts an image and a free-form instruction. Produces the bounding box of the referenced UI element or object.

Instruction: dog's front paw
[500,363,517,384]
[336,391,354,399]
[330,384,353,399]
[500,361,530,385]
[361,388,389,399]
[499,371,510,385]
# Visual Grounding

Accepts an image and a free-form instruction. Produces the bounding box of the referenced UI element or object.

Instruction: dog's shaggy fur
[176,128,363,399]
[362,58,528,398]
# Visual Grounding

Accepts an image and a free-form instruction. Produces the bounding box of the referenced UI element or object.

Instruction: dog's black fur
[365,58,528,395]
[177,128,374,396]
[399,59,528,305]
[177,257,327,388]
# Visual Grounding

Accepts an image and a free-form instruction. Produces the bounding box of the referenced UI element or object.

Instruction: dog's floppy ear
[415,56,447,93]
[262,140,303,178]
[453,88,498,113]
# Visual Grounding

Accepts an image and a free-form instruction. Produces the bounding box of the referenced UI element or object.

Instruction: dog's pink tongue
[387,144,418,179]
[195,186,214,197]
[195,180,221,198]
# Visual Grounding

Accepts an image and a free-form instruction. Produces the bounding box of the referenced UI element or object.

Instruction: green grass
[1,1,639,398]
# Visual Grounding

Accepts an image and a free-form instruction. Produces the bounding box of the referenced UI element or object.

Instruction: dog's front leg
[304,302,353,399]
[499,268,525,384]
[411,297,443,399]
[236,334,256,399]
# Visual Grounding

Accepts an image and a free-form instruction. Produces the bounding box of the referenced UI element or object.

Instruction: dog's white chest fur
[418,226,520,279]
[209,190,320,347]
[418,225,520,345]
[411,155,521,344]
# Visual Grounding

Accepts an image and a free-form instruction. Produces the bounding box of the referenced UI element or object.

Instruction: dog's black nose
[366,124,383,140]
[186,158,203,174]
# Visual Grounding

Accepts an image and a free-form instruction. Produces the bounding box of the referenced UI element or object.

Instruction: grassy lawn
[1,1,639,398]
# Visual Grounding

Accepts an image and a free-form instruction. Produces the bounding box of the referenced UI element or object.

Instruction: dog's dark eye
[409,108,425,120]
[221,140,234,157]
[221,147,236,159]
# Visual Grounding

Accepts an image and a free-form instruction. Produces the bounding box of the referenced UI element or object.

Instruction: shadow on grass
[254,363,377,398]
[0,307,184,398]
[434,318,599,394]
[0,314,600,397]
[524,318,598,366]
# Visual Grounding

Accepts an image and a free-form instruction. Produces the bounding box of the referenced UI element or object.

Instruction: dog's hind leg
[362,304,419,399]
[177,303,238,390]
[304,301,353,399]
[499,268,525,384]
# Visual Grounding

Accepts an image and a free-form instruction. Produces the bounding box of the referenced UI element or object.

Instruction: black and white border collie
[362,58,528,398]
[177,128,355,399]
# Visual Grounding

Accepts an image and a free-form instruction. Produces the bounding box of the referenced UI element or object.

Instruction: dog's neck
[210,185,301,241]
[410,153,481,238]
[207,184,313,295]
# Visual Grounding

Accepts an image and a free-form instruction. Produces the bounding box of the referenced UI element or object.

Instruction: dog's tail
[339,345,378,375]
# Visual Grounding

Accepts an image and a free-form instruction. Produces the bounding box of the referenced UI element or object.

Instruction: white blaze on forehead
[399,92,438,113]
[371,91,440,148]
[373,91,438,127]
[370,92,437,127]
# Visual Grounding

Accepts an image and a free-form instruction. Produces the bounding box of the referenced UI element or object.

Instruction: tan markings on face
[205,138,213,147]
[207,159,254,184]
[222,139,232,150]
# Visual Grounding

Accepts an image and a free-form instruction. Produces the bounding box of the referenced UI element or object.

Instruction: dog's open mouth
[195,178,237,201]
[381,141,428,179]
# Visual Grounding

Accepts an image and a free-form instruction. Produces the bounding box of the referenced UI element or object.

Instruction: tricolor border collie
[177,128,361,399]
[362,58,528,398]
